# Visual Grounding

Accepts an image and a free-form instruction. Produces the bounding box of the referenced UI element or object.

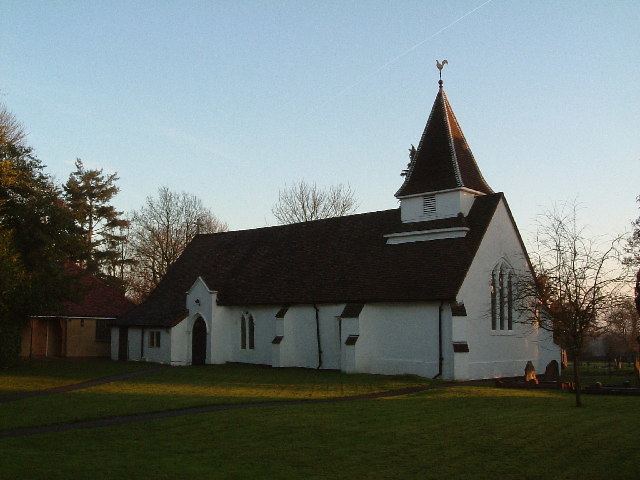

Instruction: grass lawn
[0,358,155,394]
[0,362,427,430]
[1,361,639,479]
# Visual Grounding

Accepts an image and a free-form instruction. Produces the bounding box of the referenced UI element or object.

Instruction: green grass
[0,358,154,393]
[2,386,638,479]
[1,360,638,479]
[0,363,427,429]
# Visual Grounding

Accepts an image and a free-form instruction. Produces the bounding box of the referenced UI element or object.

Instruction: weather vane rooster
[436,59,448,80]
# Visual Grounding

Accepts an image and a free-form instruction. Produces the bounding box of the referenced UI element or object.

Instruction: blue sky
[1,1,638,239]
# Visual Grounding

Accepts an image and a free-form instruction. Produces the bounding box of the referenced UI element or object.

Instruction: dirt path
[0,384,430,439]
[0,366,164,404]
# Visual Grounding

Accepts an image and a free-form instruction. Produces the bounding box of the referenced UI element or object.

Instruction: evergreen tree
[0,141,82,365]
[64,159,130,278]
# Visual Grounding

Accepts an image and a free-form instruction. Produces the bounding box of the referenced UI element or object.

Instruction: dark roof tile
[118,194,502,327]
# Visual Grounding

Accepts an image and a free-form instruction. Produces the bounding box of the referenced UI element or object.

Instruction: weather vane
[436,59,448,84]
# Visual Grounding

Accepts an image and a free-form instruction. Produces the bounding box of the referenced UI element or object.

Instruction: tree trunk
[572,352,583,407]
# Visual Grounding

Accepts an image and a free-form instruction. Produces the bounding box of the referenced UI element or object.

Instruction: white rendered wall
[400,189,477,223]
[142,328,171,364]
[456,198,561,380]
[127,327,142,361]
[110,327,119,360]
[355,303,441,378]
[213,304,342,370]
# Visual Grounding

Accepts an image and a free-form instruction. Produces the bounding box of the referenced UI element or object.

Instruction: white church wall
[457,198,561,380]
[215,306,277,366]
[142,328,171,364]
[276,304,342,370]
[355,303,440,378]
[127,327,142,361]
[110,327,119,360]
[340,317,359,373]
[171,318,190,366]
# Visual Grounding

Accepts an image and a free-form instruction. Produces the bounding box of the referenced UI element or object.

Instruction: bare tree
[126,187,227,302]
[604,299,639,358]
[0,103,27,146]
[272,180,358,224]
[513,203,628,407]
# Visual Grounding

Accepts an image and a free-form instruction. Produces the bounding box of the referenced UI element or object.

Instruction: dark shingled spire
[396,83,492,197]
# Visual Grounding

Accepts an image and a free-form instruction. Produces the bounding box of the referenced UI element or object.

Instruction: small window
[149,331,161,348]
[422,195,436,216]
[272,335,283,345]
[248,315,255,350]
[345,335,359,346]
[95,319,112,343]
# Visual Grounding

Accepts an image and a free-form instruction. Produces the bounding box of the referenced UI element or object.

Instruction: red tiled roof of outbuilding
[54,266,134,319]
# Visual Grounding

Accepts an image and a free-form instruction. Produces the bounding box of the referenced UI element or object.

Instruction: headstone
[525,361,537,384]
[544,360,560,380]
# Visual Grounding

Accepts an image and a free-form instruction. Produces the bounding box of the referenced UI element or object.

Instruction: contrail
[336,0,495,97]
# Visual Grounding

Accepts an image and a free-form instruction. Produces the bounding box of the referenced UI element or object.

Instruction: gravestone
[544,360,560,380]
[525,361,538,384]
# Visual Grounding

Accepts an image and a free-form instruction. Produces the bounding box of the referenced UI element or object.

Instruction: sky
[1,0,639,240]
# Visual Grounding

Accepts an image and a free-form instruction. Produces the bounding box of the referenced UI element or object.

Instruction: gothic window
[248,315,255,350]
[507,272,514,330]
[491,262,514,331]
[490,272,497,330]
[499,267,505,330]
[240,315,247,349]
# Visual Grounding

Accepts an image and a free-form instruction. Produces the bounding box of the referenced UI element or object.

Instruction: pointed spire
[395,84,492,198]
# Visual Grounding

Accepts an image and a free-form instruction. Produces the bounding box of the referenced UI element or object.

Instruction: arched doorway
[191,317,207,365]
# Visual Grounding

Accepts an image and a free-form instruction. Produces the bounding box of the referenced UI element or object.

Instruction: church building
[112,79,560,380]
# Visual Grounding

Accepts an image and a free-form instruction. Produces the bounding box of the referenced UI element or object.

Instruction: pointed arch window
[491,262,514,331]
[490,273,497,330]
[240,313,255,350]
[248,315,255,350]
[240,315,247,349]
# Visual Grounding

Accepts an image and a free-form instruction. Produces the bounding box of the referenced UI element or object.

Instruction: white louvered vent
[422,195,436,217]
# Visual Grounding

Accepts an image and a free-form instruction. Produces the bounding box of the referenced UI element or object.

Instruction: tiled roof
[396,85,492,197]
[54,267,134,319]
[118,193,503,327]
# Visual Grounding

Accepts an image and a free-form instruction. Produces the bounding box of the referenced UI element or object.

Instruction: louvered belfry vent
[423,195,436,216]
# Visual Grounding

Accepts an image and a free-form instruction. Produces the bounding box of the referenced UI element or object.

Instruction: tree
[126,187,227,302]
[0,103,26,146]
[64,159,129,278]
[0,140,82,365]
[625,195,640,267]
[272,180,358,225]
[604,299,639,359]
[513,204,628,407]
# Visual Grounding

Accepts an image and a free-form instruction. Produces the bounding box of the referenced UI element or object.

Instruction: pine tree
[63,159,130,278]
